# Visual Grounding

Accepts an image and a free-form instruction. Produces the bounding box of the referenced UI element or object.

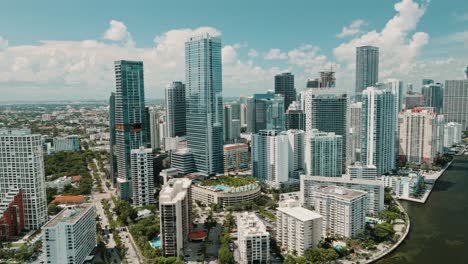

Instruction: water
[149,237,161,248]
[213,184,229,191]
[378,156,468,264]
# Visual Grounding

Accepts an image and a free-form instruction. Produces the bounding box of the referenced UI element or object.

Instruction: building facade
[185,34,224,175]
[52,135,80,152]
[444,79,468,130]
[355,46,379,99]
[349,102,362,163]
[422,82,444,114]
[0,189,24,241]
[43,204,96,264]
[0,128,47,230]
[223,143,249,174]
[444,122,462,148]
[165,81,186,138]
[130,147,155,206]
[237,212,270,264]
[304,129,343,177]
[248,92,285,133]
[275,72,296,111]
[285,101,305,131]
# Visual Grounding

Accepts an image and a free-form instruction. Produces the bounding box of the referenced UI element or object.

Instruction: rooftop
[44,203,93,228]
[159,178,192,204]
[316,186,367,200]
[237,212,268,236]
[277,203,322,222]
[199,176,257,188]
[51,195,84,205]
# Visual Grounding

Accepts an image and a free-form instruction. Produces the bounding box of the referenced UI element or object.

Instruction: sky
[0,0,467,101]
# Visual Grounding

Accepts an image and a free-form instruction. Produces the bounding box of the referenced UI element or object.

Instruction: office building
[302,88,348,173]
[313,186,366,238]
[159,178,192,257]
[405,92,424,109]
[399,108,444,165]
[444,77,468,130]
[185,34,224,175]
[422,79,434,85]
[237,212,270,264]
[248,92,285,133]
[275,72,296,111]
[223,104,241,142]
[361,87,396,175]
[130,147,155,206]
[43,204,96,264]
[301,174,384,214]
[422,82,444,114]
[319,71,336,88]
[0,189,24,241]
[285,101,305,130]
[444,122,462,148]
[0,128,47,230]
[114,60,148,200]
[355,46,379,99]
[165,81,186,137]
[306,78,320,88]
[385,79,404,112]
[149,109,160,150]
[109,93,117,185]
[52,135,80,152]
[348,163,378,180]
[304,129,343,177]
[276,200,323,256]
[349,102,362,163]
[223,143,249,174]
[287,129,305,180]
[171,148,196,175]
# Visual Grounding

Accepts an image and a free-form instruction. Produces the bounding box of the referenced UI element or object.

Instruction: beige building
[223,143,249,174]
[237,212,270,263]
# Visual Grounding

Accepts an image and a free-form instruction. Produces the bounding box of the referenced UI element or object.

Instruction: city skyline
[0,0,467,100]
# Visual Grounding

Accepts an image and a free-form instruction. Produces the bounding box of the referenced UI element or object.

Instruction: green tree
[218,245,233,263]
[374,222,395,241]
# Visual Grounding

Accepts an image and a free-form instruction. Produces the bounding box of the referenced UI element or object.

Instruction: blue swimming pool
[149,237,161,248]
[213,184,229,191]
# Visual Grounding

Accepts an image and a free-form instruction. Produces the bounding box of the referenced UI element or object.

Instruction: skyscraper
[349,102,362,163]
[422,82,444,114]
[165,81,186,137]
[114,60,148,200]
[304,129,343,177]
[109,92,117,185]
[361,87,396,175]
[275,72,296,111]
[248,92,285,133]
[130,147,155,206]
[0,128,47,230]
[285,101,305,130]
[149,109,160,150]
[223,104,241,142]
[355,46,379,99]
[185,34,224,175]
[444,78,468,130]
[302,88,348,173]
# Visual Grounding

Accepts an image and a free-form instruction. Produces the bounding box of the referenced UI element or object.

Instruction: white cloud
[264,48,287,60]
[0,36,8,50]
[453,11,468,22]
[336,19,367,38]
[222,45,238,65]
[248,49,258,58]
[102,20,135,47]
[333,0,429,85]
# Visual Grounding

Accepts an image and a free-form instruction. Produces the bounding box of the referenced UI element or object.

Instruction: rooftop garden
[200,176,257,187]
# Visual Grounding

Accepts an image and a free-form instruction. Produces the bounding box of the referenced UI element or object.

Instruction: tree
[284,255,297,264]
[380,209,399,223]
[47,203,62,215]
[218,245,234,263]
[374,222,395,241]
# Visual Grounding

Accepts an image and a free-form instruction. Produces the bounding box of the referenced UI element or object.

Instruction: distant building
[43,204,96,264]
[313,186,366,238]
[109,92,117,185]
[186,34,224,175]
[191,182,261,208]
[149,109,160,150]
[275,72,296,111]
[304,129,342,177]
[349,102,362,163]
[171,148,196,175]
[248,92,285,133]
[348,163,378,180]
[0,189,24,241]
[355,46,379,100]
[53,135,80,152]
[46,176,72,192]
[237,212,270,264]
[0,128,47,230]
[165,81,186,138]
[444,122,462,148]
[223,104,241,142]
[444,77,468,130]
[399,108,444,165]
[422,82,444,114]
[130,147,155,206]
[276,200,322,256]
[159,178,192,257]
[223,143,249,174]
[405,92,424,109]
[285,101,305,130]
[301,175,384,214]
[381,173,425,199]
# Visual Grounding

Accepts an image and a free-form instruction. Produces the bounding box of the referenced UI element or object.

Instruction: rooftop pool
[149,237,161,248]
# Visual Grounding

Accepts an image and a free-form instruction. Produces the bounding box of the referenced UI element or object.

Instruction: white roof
[277,206,322,222]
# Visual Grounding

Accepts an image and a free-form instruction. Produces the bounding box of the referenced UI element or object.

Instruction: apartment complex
[237,212,270,264]
[130,147,155,206]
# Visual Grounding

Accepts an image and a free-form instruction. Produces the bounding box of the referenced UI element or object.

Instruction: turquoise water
[213,184,229,191]
[150,237,161,248]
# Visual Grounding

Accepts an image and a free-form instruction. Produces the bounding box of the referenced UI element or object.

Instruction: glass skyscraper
[355,46,379,100]
[185,34,224,175]
[114,60,148,200]
[165,81,186,137]
[248,92,285,133]
[274,72,296,111]
[422,82,444,114]
[444,78,468,131]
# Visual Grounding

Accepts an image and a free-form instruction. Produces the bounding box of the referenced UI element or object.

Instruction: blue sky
[0,0,467,100]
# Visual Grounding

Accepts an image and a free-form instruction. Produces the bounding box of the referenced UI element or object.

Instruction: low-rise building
[43,203,96,264]
[276,200,322,256]
[171,148,196,175]
[53,135,80,152]
[381,173,425,199]
[0,189,24,241]
[313,186,366,238]
[444,122,462,148]
[237,212,270,264]
[46,176,72,192]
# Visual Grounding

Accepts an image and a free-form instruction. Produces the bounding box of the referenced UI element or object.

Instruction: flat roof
[44,203,93,228]
[316,186,367,200]
[277,206,322,222]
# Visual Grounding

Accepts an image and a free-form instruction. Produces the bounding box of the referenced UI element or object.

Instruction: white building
[159,178,192,257]
[348,163,378,180]
[237,212,270,264]
[313,186,366,238]
[130,147,155,206]
[301,175,384,214]
[46,176,72,192]
[398,108,444,165]
[381,173,425,199]
[349,102,362,163]
[43,204,96,264]
[286,130,305,181]
[53,135,80,152]
[0,128,47,230]
[444,122,462,148]
[276,200,323,256]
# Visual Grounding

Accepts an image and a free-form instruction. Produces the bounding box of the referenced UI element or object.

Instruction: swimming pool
[149,237,161,248]
[213,184,229,191]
